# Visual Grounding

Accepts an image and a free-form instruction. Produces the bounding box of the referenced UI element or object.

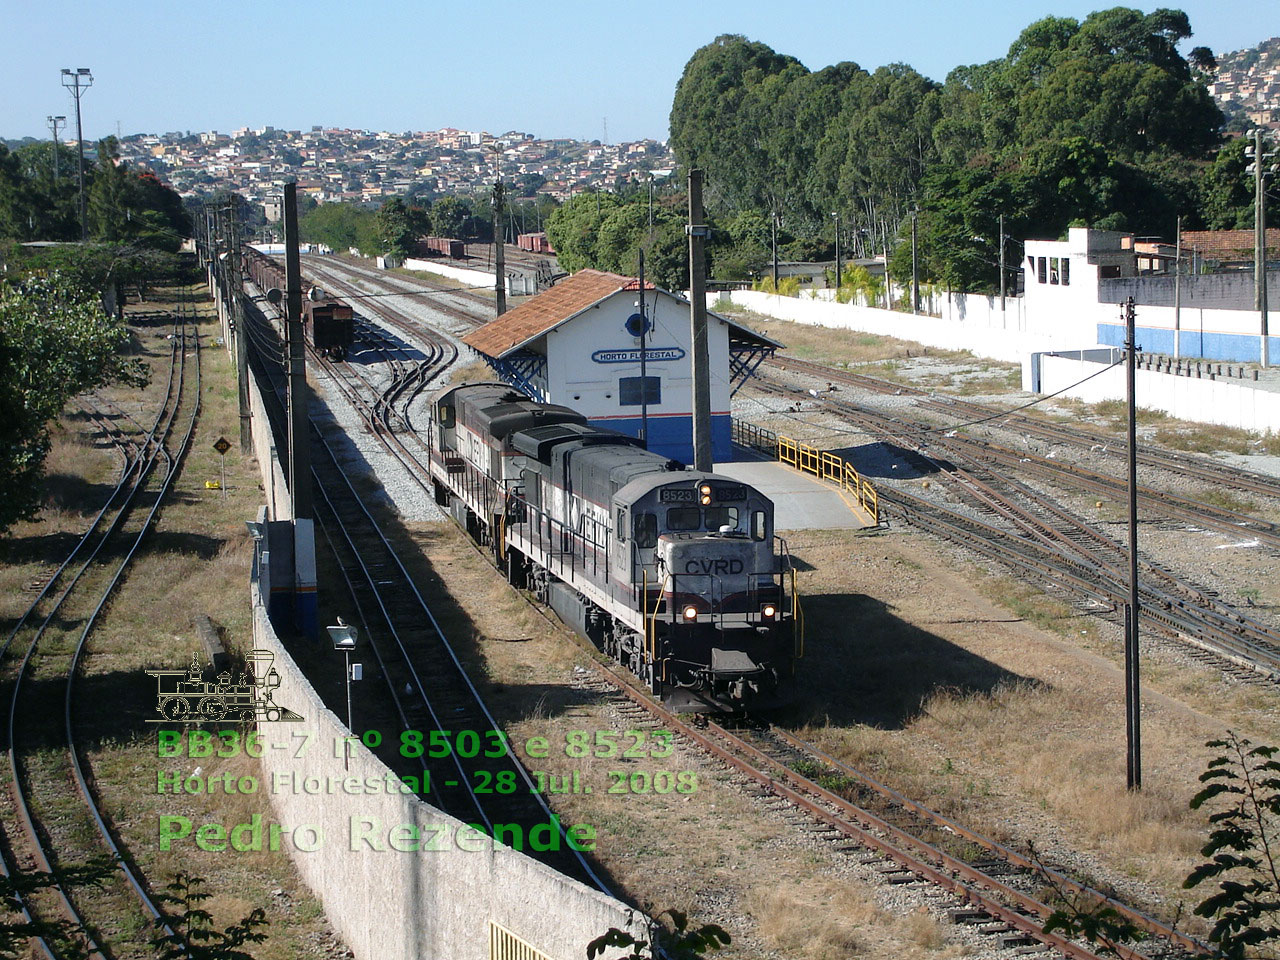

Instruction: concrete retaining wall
[404,257,496,291]
[1031,352,1280,434]
[249,573,644,960]
[245,370,291,520]
[712,290,1082,363]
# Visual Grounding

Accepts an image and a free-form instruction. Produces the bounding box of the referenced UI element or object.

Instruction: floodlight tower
[60,67,93,241]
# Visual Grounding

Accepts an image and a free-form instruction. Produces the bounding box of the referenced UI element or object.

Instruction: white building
[463,270,778,463]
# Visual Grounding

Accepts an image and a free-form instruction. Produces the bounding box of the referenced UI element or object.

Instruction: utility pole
[1123,296,1141,792]
[647,174,654,235]
[47,115,66,181]
[687,169,712,472]
[771,210,780,290]
[227,197,251,452]
[283,183,312,521]
[60,68,93,242]
[1247,129,1274,368]
[911,210,920,314]
[998,213,1007,313]
[1174,216,1182,360]
[283,182,317,640]
[493,178,507,316]
[638,249,649,448]
[832,211,841,295]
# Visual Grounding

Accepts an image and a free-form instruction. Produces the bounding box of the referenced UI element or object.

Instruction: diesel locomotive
[429,383,802,711]
[242,247,355,360]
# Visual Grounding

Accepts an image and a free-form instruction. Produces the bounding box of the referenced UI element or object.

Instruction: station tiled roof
[463,269,631,358]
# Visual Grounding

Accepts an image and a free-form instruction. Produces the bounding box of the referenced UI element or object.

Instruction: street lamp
[327,619,360,770]
[832,211,841,295]
[60,67,93,241]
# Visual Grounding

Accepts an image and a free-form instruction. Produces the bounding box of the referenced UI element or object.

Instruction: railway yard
[5,251,1280,959]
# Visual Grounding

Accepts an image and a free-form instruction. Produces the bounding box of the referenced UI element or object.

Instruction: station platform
[714,459,877,531]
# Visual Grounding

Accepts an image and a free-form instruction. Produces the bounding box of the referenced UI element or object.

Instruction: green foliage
[0,270,148,533]
[298,201,380,255]
[587,909,730,960]
[150,872,269,960]
[667,9,1231,294]
[1185,733,1280,958]
[375,196,431,258]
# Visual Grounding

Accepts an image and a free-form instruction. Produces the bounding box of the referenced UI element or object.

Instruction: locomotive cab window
[633,512,657,548]
[705,506,740,531]
[616,507,627,542]
[668,507,700,531]
[437,405,455,428]
[752,510,767,541]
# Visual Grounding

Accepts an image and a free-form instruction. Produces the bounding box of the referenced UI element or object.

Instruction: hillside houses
[115,124,673,208]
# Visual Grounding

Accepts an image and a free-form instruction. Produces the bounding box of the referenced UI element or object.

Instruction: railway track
[239,283,609,890]
[753,363,1280,681]
[0,290,201,957]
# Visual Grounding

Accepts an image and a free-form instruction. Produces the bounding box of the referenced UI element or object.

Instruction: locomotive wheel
[265,707,281,722]
[200,696,228,722]
[239,709,256,723]
[161,697,190,722]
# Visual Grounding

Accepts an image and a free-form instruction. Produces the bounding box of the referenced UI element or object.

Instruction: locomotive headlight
[683,605,699,622]
[699,483,712,505]
[761,603,777,619]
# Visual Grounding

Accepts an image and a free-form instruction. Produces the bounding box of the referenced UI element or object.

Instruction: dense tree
[0,271,148,533]
[298,201,379,254]
[375,197,430,258]
[666,8,1232,293]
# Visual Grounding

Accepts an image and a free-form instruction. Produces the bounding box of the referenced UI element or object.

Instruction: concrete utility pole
[832,211,841,295]
[47,115,66,181]
[1248,129,1273,368]
[911,210,920,314]
[998,213,1007,312]
[1174,216,1182,360]
[493,178,507,317]
[687,169,712,472]
[226,197,252,453]
[1123,296,1141,792]
[771,210,780,290]
[60,68,92,241]
[283,183,312,521]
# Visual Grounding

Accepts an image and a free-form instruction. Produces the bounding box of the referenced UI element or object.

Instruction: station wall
[247,572,645,960]
[1028,351,1280,434]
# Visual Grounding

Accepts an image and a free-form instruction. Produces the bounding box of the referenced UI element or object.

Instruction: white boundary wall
[249,575,645,959]
[402,258,536,296]
[1032,353,1280,434]
[712,290,1087,363]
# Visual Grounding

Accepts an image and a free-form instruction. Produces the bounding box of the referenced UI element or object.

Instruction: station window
[1037,257,1047,284]
[633,513,657,548]
[619,376,661,407]
[1061,258,1070,286]
[1049,257,1060,284]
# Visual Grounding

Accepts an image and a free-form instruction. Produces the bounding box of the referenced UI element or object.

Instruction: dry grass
[0,284,343,958]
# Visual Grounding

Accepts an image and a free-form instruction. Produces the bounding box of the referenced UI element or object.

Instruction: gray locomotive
[429,383,801,711]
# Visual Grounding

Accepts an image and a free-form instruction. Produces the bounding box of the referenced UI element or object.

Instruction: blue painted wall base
[1098,323,1280,363]
[590,413,732,465]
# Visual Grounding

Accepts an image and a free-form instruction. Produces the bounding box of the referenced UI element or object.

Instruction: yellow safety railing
[776,434,879,525]
[489,921,555,960]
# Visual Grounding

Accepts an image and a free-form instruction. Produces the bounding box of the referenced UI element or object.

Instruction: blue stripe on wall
[590,414,732,464]
[1098,323,1280,363]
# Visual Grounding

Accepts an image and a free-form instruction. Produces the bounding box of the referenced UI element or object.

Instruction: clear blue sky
[1,0,1273,144]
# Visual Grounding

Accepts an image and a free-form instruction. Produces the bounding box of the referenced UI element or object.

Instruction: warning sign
[213,437,232,456]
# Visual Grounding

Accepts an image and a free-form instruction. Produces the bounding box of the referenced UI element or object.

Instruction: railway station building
[463,269,779,464]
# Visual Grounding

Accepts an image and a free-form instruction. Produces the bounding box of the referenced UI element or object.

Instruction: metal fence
[732,419,880,525]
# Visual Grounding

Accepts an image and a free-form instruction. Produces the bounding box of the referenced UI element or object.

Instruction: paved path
[714,460,875,531]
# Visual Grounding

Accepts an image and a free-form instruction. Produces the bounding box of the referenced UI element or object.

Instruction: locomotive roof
[511,421,640,463]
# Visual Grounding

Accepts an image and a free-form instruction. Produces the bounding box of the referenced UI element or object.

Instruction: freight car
[417,236,466,259]
[241,247,355,360]
[429,383,801,711]
[517,232,555,255]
